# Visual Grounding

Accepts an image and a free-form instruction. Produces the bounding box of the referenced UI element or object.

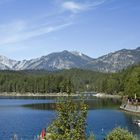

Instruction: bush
[106,127,137,140]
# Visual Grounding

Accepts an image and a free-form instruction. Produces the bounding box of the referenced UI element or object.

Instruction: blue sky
[0,0,140,60]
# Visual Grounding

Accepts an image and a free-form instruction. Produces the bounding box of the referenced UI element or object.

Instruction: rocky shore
[0,92,121,98]
[94,93,121,98]
[120,104,140,113]
[0,92,80,97]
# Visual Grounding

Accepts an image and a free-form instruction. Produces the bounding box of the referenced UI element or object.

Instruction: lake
[0,96,140,140]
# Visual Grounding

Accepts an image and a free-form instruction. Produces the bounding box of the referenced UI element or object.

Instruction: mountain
[0,55,17,70]
[85,47,140,72]
[0,47,140,72]
[0,50,93,71]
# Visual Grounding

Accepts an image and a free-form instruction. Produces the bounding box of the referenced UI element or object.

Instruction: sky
[0,0,140,60]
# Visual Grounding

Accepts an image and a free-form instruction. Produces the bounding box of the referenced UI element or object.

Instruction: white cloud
[61,0,106,13]
[62,1,85,13]
[0,21,72,45]
[0,20,26,33]
[88,0,106,7]
[0,0,106,46]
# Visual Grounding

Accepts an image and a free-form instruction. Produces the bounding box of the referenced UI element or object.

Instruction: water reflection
[0,97,139,140]
[23,98,121,110]
[0,95,57,100]
[24,103,56,110]
[22,98,140,140]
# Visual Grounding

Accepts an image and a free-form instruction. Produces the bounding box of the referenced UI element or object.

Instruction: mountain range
[0,47,140,72]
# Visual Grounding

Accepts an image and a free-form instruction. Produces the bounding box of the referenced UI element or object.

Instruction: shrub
[106,127,137,140]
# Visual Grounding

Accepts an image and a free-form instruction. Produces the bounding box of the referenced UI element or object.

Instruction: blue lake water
[0,97,140,140]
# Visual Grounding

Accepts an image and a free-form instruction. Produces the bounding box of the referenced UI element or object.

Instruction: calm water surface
[0,96,140,140]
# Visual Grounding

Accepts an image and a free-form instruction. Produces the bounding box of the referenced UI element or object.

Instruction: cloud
[88,0,106,7]
[62,1,85,13]
[0,0,106,46]
[0,20,26,33]
[0,21,72,45]
[61,0,106,13]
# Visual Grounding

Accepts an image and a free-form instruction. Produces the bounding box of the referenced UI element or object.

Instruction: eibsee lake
[0,96,140,140]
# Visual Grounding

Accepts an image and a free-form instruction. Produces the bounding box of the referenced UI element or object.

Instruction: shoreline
[0,92,80,97]
[120,104,140,114]
[94,93,121,98]
[0,92,121,98]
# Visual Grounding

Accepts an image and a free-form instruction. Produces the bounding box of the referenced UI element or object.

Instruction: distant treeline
[0,64,140,97]
[0,69,106,94]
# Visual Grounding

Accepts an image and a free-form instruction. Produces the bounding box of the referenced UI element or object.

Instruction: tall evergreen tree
[46,80,88,140]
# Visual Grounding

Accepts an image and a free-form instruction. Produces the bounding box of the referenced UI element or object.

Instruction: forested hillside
[0,64,140,97]
[0,69,107,94]
[99,64,140,97]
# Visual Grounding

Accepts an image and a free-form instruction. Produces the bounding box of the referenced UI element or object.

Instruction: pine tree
[46,79,88,140]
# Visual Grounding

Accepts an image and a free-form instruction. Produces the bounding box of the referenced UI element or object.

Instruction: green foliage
[124,66,140,97]
[0,69,107,94]
[0,64,140,97]
[87,132,95,140]
[99,64,140,97]
[46,80,88,140]
[106,127,137,140]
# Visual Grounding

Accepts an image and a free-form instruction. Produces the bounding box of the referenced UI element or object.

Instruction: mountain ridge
[0,47,140,72]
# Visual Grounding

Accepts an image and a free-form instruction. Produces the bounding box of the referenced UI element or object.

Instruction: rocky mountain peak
[0,55,17,69]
